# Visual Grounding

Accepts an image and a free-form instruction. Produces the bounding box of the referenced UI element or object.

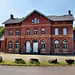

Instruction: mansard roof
[3,10,74,24]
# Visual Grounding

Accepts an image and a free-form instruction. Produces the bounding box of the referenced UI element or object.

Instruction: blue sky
[0,0,75,26]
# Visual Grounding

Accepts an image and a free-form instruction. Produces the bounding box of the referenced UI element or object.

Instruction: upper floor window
[63,28,67,35]
[38,19,39,23]
[32,20,34,24]
[55,40,59,49]
[27,29,30,35]
[35,18,37,23]
[9,30,12,36]
[32,18,39,24]
[41,40,45,49]
[55,28,58,35]
[41,28,45,35]
[9,41,12,49]
[16,30,19,36]
[63,40,67,49]
[34,29,37,35]
[15,41,19,49]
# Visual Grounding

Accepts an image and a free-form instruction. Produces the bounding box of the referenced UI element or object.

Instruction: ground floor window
[41,40,45,49]
[9,41,12,49]
[63,40,67,49]
[15,41,19,49]
[55,40,59,49]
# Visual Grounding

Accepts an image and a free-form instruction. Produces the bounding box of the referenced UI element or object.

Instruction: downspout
[50,21,52,55]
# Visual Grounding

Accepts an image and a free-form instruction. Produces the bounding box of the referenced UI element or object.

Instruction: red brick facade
[1,10,74,54]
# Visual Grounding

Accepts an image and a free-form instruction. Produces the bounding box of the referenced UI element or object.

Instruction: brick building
[1,10,74,54]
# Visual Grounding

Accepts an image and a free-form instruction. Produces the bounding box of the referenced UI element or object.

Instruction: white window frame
[27,29,30,35]
[55,28,59,35]
[15,41,19,49]
[34,29,37,35]
[55,40,59,49]
[63,40,68,49]
[63,28,67,35]
[41,28,45,35]
[9,41,12,49]
[16,30,19,36]
[41,40,45,49]
[9,30,12,36]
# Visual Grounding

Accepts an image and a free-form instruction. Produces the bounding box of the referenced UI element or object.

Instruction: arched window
[34,29,37,35]
[9,41,12,49]
[16,30,19,36]
[9,30,12,36]
[55,28,58,35]
[15,41,19,49]
[63,40,67,49]
[55,40,59,49]
[27,29,30,35]
[35,18,37,23]
[63,28,67,35]
[41,28,45,35]
[38,19,39,23]
[41,40,45,49]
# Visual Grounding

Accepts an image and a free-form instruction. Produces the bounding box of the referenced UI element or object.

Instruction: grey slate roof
[2,18,23,24]
[47,15,74,21]
[3,10,74,24]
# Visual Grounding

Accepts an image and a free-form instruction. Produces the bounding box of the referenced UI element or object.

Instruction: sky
[0,0,75,27]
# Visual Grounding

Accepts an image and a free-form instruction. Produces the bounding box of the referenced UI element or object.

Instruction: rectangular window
[9,43,12,49]
[9,30,12,36]
[16,30,19,36]
[34,29,37,35]
[27,29,30,35]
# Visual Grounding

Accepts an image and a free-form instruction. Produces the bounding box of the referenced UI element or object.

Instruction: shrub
[29,58,39,64]
[15,58,25,64]
[66,59,74,64]
[0,56,2,62]
[48,59,57,64]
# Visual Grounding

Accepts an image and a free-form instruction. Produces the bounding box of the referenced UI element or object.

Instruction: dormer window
[32,18,39,24]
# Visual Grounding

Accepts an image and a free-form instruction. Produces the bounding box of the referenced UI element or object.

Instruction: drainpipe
[50,21,52,55]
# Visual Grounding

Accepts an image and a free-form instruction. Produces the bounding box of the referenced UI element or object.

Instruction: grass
[0,60,75,66]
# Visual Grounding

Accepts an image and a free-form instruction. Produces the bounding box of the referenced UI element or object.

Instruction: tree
[0,27,5,38]
[73,26,75,31]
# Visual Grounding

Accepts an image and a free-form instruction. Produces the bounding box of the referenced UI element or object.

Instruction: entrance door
[33,40,38,52]
[26,41,31,53]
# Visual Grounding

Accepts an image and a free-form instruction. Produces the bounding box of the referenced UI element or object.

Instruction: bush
[48,59,57,64]
[29,58,39,64]
[15,58,25,64]
[66,59,74,64]
[0,56,2,62]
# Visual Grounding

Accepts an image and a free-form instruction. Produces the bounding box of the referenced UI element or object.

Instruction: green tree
[0,27,5,38]
[73,26,75,31]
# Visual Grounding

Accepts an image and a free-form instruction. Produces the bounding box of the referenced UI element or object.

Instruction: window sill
[15,49,19,50]
[8,49,12,50]
[63,49,68,52]
[55,49,59,52]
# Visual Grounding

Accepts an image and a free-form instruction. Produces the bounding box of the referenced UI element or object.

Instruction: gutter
[50,21,52,55]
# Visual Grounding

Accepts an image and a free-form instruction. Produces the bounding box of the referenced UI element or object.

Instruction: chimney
[68,10,71,15]
[10,14,14,19]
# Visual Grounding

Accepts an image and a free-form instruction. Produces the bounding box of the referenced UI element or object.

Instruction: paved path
[0,52,75,63]
[0,66,75,75]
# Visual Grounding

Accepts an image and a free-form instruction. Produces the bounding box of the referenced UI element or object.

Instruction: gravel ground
[0,52,75,63]
[0,66,75,75]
